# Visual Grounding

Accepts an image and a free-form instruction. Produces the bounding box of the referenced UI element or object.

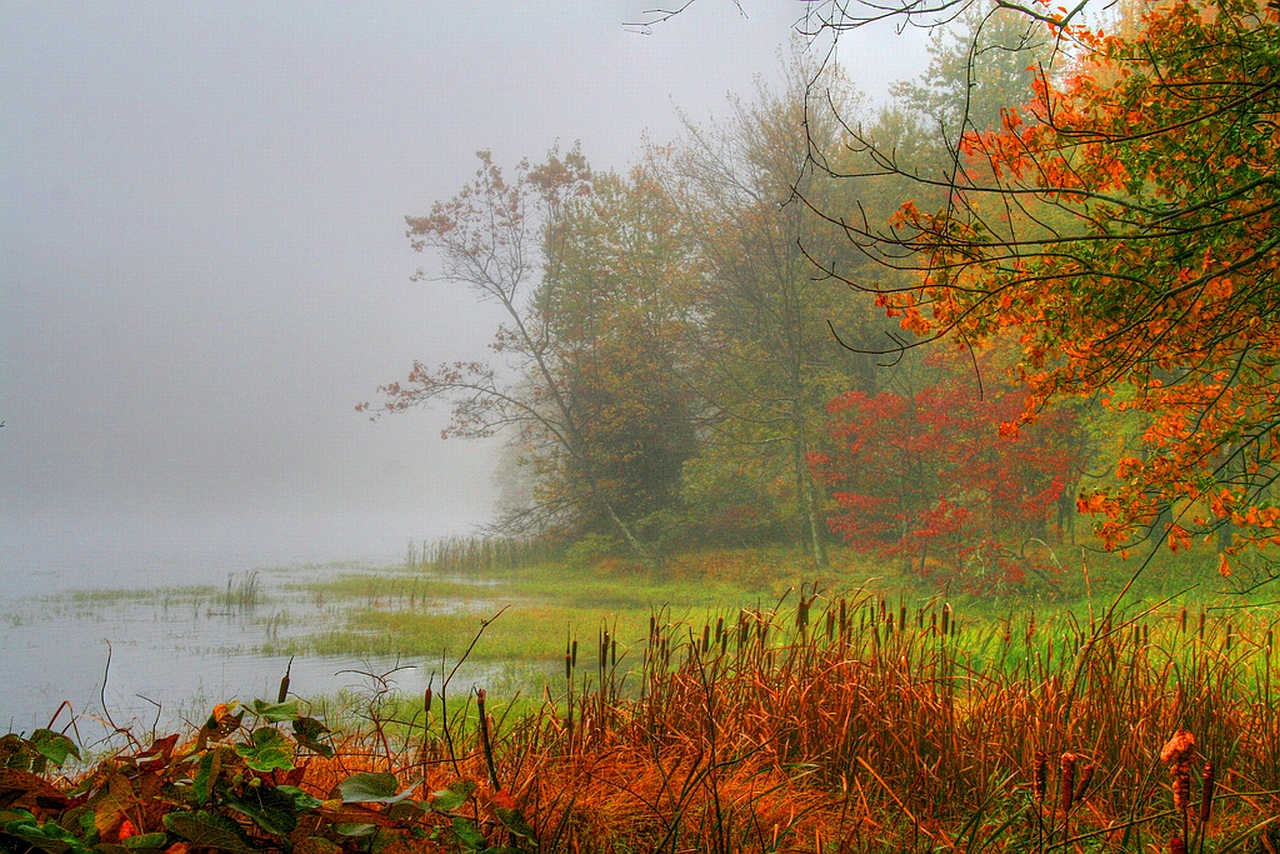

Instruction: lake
[0,510,505,744]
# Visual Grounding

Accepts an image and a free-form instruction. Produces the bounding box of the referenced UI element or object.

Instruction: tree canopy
[805,0,1280,568]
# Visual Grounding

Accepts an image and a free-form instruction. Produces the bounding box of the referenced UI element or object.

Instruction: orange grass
[292,594,1280,851]
[16,594,1280,853]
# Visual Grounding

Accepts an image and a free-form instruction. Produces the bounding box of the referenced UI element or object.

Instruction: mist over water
[1,509,473,598]
[0,509,483,737]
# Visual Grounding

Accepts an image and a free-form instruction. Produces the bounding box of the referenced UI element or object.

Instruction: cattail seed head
[1172,760,1192,814]
[1200,760,1215,823]
[1033,751,1048,804]
[1161,730,1196,764]
[1061,753,1077,814]
[1075,762,1095,802]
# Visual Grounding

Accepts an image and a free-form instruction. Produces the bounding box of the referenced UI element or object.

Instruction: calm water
[0,511,506,744]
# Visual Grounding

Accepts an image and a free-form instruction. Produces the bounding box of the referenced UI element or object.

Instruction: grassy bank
[6,544,1279,852]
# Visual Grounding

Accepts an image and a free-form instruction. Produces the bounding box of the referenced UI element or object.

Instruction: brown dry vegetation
[6,592,1279,854]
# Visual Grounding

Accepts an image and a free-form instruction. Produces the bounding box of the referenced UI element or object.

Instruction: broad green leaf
[293,837,342,854]
[233,728,294,773]
[495,806,537,841]
[162,811,257,854]
[275,785,323,812]
[336,772,417,804]
[192,749,220,807]
[451,816,487,850]
[292,717,334,758]
[29,730,80,766]
[250,699,299,723]
[332,823,377,838]
[225,784,299,836]
[3,820,82,854]
[121,832,168,849]
[426,779,475,813]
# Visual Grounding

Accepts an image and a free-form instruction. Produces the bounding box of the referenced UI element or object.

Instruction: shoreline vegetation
[4,538,1280,852]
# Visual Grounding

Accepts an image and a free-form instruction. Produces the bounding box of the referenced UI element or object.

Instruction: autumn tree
[359,148,695,568]
[656,50,886,563]
[812,345,1085,590]
[801,0,1280,572]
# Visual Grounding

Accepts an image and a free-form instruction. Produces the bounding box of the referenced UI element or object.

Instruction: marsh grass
[12,544,1280,852]
[238,584,1280,852]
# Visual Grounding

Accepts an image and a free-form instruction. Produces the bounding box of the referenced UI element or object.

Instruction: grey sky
[1,3,927,570]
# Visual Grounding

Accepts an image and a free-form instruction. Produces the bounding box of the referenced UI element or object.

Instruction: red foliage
[814,352,1082,591]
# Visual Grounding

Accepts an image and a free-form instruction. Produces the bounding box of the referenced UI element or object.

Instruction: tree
[811,345,1084,591]
[655,49,883,564]
[359,148,695,568]
[803,0,1280,566]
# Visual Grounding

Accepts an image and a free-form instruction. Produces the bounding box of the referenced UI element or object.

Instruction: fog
[1,3,927,583]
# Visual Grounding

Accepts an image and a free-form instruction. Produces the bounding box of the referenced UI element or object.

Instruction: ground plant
[6,549,1280,853]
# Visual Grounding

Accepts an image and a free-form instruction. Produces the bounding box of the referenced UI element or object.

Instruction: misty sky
[1,3,928,573]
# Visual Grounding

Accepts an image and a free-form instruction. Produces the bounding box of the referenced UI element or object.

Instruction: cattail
[1061,753,1077,814]
[1026,612,1036,645]
[1200,760,1215,823]
[702,623,711,654]
[1033,750,1048,804]
[941,604,951,636]
[277,655,292,704]
[826,610,835,643]
[1161,729,1196,764]
[424,686,432,715]
[899,603,907,633]
[1075,762,1095,802]
[1170,835,1187,854]
[1172,760,1192,815]
[1179,605,1187,633]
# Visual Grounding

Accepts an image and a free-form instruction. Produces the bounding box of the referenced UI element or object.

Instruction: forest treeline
[362,0,1280,592]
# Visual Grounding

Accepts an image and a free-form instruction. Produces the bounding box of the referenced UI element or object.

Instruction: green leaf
[275,785,323,813]
[192,750,219,807]
[451,817,487,851]
[495,807,537,841]
[28,731,80,767]
[3,820,83,854]
[121,832,168,849]
[233,728,294,773]
[250,699,299,723]
[426,779,476,813]
[291,717,334,759]
[332,823,377,838]
[336,772,418,805]
[225,784,299,836]
[162,811,257,854]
